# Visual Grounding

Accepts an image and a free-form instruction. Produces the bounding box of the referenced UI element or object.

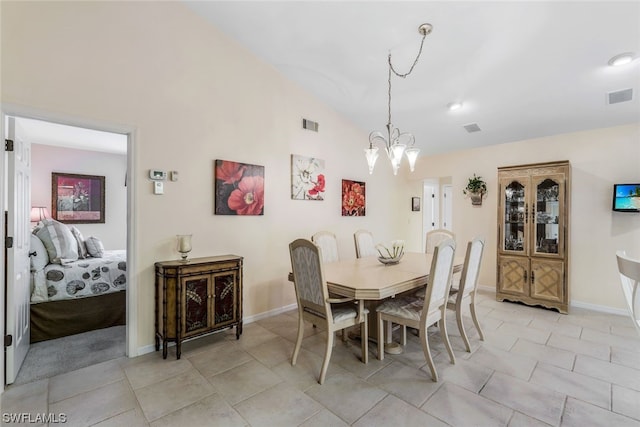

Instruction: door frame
[0,104,138,392]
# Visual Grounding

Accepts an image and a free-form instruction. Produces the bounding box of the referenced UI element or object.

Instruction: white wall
[400,124,640,311]
[31,144,127,249]
[0,1,405,354]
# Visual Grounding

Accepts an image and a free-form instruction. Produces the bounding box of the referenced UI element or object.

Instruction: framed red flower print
[215,160,265,215]
[342,179,366,216]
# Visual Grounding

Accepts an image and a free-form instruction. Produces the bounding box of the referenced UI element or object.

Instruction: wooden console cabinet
[155,255,243,359]
[497,161,570,313]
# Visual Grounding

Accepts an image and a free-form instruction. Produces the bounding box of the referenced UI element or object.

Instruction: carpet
[13,326,126,386]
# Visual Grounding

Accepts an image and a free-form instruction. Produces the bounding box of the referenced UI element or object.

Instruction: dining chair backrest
[423,238,456,316]
[290,239,330,315]
[312,231,339,263]
[426,229,455,254]
[616,250,640,335]
[458,237,485,298]
[354,229,377,258]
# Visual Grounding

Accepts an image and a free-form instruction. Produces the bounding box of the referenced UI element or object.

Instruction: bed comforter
[31,250,127,303]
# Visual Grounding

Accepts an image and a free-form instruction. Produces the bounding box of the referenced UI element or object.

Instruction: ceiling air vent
[302,118,319,132]
[607,88,633,105]
[463,123,481,133]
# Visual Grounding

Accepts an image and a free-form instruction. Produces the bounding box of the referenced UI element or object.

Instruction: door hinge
[431,194,435,198]
[4,335,13,347]
[5,139,14,151]
[5,236,13,249]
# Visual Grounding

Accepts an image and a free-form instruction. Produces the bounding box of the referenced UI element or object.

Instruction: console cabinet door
[213,270,238,327]
[181,274,212,338]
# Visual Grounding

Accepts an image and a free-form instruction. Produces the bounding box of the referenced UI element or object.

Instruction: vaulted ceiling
[185,1,640,156]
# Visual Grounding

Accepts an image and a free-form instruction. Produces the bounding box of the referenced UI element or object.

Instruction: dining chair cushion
[303,305,369,323]
[376,296,422,322]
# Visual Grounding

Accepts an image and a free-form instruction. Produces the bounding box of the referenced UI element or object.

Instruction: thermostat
[149,170,167,180]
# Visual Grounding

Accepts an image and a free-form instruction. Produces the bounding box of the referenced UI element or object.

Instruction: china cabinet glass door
[532,175,565,258]
[501,178,529,255]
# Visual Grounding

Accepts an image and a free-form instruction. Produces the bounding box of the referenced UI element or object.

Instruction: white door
[442,184,453,231]
[423,181,439,250]
[5,116,31,384]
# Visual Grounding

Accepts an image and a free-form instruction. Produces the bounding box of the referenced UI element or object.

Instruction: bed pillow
[29,234,49,271]
[85,236,105,258]
[69,226,89,259]
[35,218,79,264]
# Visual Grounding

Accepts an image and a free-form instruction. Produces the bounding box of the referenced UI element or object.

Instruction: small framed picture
[411,197,421,212]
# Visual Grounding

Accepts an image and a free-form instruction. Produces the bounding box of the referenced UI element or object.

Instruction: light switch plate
[170,171,178,182]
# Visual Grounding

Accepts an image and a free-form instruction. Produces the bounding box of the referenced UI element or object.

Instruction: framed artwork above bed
[52,172,105,224]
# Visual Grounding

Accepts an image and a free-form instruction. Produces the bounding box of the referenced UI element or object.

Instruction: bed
[29,219,127,343]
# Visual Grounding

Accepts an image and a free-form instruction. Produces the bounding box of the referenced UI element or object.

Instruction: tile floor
[2,290,640,426]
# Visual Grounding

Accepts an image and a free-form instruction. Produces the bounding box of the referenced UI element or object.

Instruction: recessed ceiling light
[608,52,635,67]
[447,102,463,111]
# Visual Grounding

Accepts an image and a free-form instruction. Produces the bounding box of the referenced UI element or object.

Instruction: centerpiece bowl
[376,240,405,266]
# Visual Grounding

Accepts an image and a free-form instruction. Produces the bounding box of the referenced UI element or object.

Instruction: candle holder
[176,234,192,262]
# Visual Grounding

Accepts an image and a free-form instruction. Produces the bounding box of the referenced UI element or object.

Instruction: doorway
[422,177,453,251]
[2,111,136,387]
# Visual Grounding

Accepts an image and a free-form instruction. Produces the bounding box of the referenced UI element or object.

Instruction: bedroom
[13,117,128,384]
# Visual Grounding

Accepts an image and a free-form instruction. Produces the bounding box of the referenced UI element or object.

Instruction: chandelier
[365,23,432,176]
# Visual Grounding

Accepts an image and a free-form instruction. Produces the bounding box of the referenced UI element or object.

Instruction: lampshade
[30,206,50,223]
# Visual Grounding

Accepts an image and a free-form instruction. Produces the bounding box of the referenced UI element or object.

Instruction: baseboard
[136,303,298,356]
[570,300,627,316]
[477,284,627,316]
[243,303,297,323]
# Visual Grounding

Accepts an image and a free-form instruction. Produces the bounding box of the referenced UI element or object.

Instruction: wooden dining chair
[376,239,456,381]
[354,229,377,258]
[425,228,455,254]
[289,239,368,384]
[446,237,486,351]
[311,231,340,263]
[616,250,640,335]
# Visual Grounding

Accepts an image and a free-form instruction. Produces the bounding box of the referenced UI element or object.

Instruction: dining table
[289,251,464,353]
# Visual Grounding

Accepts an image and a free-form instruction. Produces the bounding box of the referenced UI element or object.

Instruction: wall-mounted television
[613,183,640,212]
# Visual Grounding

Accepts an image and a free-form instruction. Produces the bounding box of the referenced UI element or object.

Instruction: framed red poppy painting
[215,160,265,215]
[342,179,366,216]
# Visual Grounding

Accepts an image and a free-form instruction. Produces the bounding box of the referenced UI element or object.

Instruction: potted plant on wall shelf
[463,174,487,206]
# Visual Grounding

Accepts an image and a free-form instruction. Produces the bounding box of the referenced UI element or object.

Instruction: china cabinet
[155,255,243,359]
[496,161,570,313]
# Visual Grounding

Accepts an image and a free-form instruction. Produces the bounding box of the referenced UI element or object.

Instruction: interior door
[442,184,453,231]
[422,182,438,250]
[5,116,31,384]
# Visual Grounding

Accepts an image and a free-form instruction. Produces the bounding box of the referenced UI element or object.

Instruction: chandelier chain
[388,31,428,79]
[385,31,428,124]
